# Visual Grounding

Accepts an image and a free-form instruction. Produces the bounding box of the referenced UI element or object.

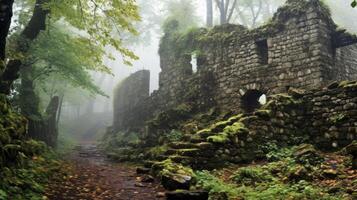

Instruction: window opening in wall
[241,90,266,113]
[256,39,268,65]
[191,52,198,73]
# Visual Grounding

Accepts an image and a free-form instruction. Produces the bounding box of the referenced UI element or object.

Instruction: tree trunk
[0,0,49,95]
[0,0,14,61]
[206,0,213,27]
[220,0,226,24]
[56,94,64,125]
[19,66,41,117]
[28,96,60,147]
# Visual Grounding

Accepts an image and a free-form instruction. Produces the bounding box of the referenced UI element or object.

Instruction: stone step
[195,142,215,150]
[168,142,198,149]
[165,148,201,157]
[156,154,169,161]
[168,155,193,165]
[189,137,206,143]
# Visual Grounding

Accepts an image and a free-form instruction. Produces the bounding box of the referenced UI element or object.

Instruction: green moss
[227,114,243,123]
[339,81,357,89]
[196,128,211,136]
[210,120,232,133]
[152,159,194,178]
[223,122,248,136]
[254,109,272,119]
[329,113,348,124]
[147,145,169,158]
[338,80,352,87]
[207,133,229,144]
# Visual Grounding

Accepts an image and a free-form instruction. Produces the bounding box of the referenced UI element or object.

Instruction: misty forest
[0,0,357,199]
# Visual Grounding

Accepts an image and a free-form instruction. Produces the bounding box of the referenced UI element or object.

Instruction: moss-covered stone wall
[112,0,357,144]
[304,81,357,150]
[152,81,356,169]
[156,0,356,112]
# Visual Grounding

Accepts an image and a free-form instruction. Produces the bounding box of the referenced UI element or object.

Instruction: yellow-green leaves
[46,0,140,65]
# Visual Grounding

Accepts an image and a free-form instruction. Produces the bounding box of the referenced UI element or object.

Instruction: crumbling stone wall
[113,70,150,132]
[334,44,357,80]
[112,0,357,136]
[305,81,357,150]
[156,0,356,112]
[157,81,357,169]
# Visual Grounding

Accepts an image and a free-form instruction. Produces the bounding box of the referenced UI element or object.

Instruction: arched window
[241,90,266,113]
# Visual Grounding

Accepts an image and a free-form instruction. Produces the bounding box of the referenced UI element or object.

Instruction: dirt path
[45,144,165,200]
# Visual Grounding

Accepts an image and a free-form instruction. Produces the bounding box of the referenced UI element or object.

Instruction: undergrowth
[195,145,355,200]
[0,148,62,200]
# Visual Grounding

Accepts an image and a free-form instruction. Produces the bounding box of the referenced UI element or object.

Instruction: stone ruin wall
[112,0,357,136]
[335,45,357,80]
[157,0,357,112]
[113,70,150,132]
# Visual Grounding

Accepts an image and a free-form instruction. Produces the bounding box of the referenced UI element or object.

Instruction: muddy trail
[45,144,165,200]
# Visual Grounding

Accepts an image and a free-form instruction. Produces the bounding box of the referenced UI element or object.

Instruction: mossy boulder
[151,159,195,191]
[293,144,324,166]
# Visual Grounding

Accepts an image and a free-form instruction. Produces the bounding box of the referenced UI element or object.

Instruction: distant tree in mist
[214,0,238,24]
[206,0,214,27]
[163,0,199,31]
[233,0,285,28]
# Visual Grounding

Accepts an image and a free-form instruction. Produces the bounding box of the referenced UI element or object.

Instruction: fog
[59,0,357,141]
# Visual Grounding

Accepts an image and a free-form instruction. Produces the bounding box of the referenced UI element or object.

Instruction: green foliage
[195,171,240,199]
[352,0,357,7]
[231,166,274,185]
[195,144,352,200]
[44,0,140,65]
[0,97,61,198]
[263,143,293,161]
[24,24,107,97]
[0,189,7,200]
[0,151,62,200]
[165,129,184,143]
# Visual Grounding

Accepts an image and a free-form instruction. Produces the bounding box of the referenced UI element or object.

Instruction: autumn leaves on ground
[44,145,165,200]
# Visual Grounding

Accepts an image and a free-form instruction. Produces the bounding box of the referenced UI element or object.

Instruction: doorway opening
[241,90,266,113]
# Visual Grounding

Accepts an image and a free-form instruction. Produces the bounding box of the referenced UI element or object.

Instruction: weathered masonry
[113,0,357,133]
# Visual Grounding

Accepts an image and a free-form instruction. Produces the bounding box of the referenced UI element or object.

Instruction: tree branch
[227,0,238,23]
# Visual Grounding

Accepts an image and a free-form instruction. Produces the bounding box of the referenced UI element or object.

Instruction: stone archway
[240,89,266,113]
